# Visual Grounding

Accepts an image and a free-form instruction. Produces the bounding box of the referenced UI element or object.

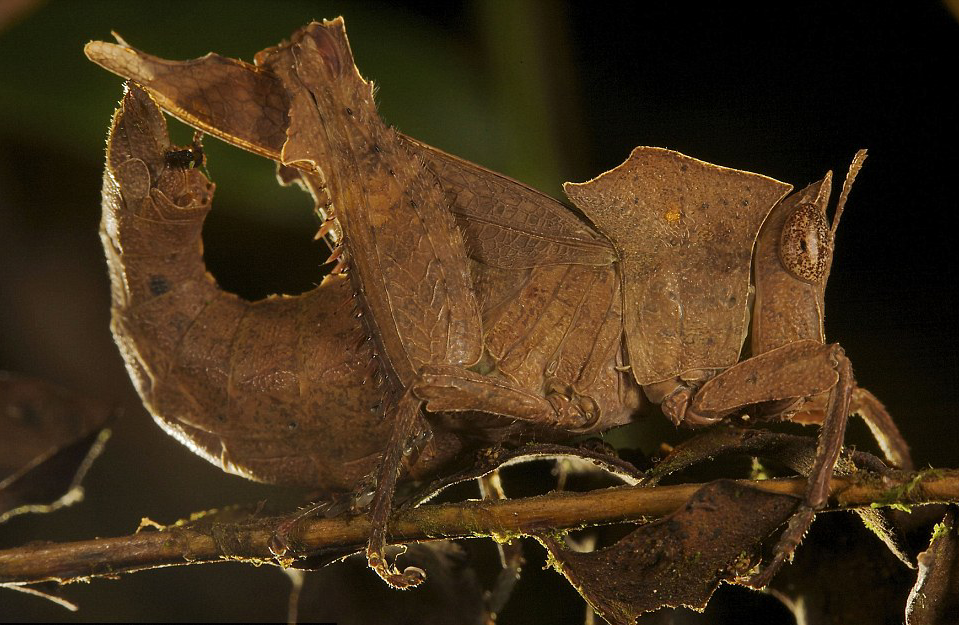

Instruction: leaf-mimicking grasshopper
[86,18,911,589]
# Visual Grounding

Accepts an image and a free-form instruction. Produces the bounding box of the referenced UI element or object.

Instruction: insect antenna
[830,149,868,235]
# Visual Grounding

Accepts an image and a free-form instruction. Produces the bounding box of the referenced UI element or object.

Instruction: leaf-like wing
[257,20,483,383]
[86,30,613,273]
[401,137,615,268]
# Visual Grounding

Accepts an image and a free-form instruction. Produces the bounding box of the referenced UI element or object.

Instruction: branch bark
[2,469,956,586]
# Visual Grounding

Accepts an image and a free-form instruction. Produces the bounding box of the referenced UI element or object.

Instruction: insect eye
[778,203,830,284]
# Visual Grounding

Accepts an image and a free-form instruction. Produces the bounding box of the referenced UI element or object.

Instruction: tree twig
[1,469,956,586]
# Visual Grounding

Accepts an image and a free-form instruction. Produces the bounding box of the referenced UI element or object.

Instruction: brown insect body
[87,18,910,589]
[101,87,405,491]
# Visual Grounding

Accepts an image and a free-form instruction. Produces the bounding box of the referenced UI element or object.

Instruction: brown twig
[1,469,956,586]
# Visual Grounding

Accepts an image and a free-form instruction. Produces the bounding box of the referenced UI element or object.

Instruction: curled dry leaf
[539,480,799,624]
[906,507,959,625]
[0,373,113,523]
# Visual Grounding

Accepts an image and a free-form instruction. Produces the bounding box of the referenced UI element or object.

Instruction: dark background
[1,1,957,623]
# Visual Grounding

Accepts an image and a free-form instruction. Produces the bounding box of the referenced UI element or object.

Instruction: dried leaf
[643,426,915,569]
[81,17,918,609]
[906,507,959,625]
[0,373,113,523]
[641,427,820,487]
[411,441,646,507]
[540,480,798,624]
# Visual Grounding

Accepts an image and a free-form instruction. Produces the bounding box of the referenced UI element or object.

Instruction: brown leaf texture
[540,480,799,624]
[82,15,917,601]
[0,373,112,523]
[94,22,488,387]
[643,426,914,569]
[86,22,641,495]
[261,22,484,383]
[85,34,615,274]
[404,137,616,269]
[84,38,290,161]
[564,148,792,385]
[101,83,416,491]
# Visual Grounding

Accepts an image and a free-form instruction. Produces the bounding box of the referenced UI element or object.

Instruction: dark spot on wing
[149,275,171,296]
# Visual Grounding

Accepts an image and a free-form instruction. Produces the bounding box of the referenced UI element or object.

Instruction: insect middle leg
[744,346,854,587]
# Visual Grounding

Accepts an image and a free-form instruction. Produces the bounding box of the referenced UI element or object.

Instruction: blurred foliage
[0,0,573,226]
[0,0,582,302]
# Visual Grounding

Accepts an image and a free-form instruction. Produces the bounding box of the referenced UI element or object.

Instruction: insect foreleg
[744,345,853,588]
